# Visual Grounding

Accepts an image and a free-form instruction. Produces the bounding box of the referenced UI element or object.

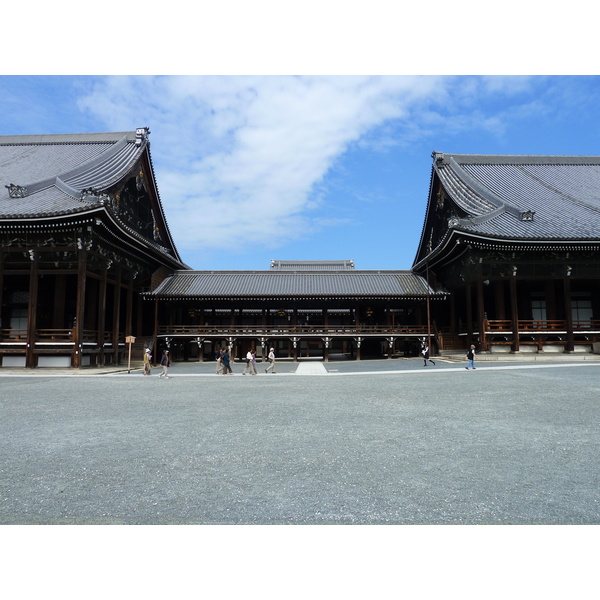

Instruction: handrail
[486,319,599,332]
[518,320,567,331]
[35,329,74,342]
[157,325,430,336]
[0,328,28,341]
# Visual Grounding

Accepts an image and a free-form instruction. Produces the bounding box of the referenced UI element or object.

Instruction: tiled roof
[433,153,600,240]
[149,270,445,299]
[270,259,355,270]
[0,131,145,218]
[0,129,185,266]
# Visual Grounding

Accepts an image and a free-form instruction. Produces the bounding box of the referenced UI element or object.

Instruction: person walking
[159,350,170,378]
[250,350,258,375]
[265,347,276,373]
[466,344,476,370]
[243,350,254,375]
[143,348,152,375]
[422,343,435,366]
[215,349,224,374]
[222,348,233,375]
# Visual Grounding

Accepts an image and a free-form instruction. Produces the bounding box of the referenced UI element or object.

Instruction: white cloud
[77,75,448,258]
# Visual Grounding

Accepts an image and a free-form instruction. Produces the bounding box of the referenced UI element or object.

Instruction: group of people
[144,343,477,375]
[216,347,276,375]
[421,342,477,369]
[143,348,171,378]
[142,346,277,378]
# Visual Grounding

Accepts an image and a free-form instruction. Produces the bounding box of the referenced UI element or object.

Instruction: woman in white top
[265,348,276,373]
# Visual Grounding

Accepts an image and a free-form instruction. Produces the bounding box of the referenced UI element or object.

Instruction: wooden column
[125,279,134,338]
[563,277,574,352]
[97,268,108,367]
[112,269,122,365]
[72,249,87,369]
[465,283,473,348]
[477,278,487,351]
[510,275,520,353]
[25,252,40,368]
[153,297,159,366]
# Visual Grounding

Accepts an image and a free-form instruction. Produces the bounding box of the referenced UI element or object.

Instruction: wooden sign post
[126,335,136,373]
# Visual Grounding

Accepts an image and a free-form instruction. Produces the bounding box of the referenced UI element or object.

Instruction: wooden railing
[158,324,430,336]
[0,329,126,344]
[485,319,600,332]
[36,329,75,342]
[0,328,27,341]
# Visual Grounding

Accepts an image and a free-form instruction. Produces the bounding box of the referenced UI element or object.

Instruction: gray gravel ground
[1,361,599,524]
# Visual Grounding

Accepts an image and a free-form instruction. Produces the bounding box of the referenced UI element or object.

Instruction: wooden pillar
[97,269,108,367]
[153,297,159,366]
[72,249,87,368]
[25,252,40,368]
[465,283,473,348]
[125,279,133,338]
[477,278,487,351]
[510,275,520,353]
[563,277,574,352]
[355,337,363,361]
[112,269,122,365]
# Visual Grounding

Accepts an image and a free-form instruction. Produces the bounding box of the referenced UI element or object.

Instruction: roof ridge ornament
[6,183,28,198]
[432,151,445,165]
[135,127,150,146]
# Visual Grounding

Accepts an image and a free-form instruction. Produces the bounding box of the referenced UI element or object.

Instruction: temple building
[0,129,186,367]
[413,152,600,355]
[1,130,599,367]
[146,261,445,362]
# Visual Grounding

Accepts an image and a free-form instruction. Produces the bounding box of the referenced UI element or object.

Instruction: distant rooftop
[270,260,355,271]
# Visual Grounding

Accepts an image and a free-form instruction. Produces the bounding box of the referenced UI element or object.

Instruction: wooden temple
[0,129,186,367]
[2,131,599,367]
[413,152,600,355]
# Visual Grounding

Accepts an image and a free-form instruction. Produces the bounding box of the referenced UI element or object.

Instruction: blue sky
[3,75,600,272]
[2,6,599,274]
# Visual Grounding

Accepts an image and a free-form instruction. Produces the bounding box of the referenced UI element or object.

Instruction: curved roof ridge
[441,155,535,223]
[446,156,506,210]
[13,135,135,196]
[441,153,600,165]
[0,131,138,146]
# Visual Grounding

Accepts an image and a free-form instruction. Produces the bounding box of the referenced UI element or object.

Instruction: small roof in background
[270,260,355,271]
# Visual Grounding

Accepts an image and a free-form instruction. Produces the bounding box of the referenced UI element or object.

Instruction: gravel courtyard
[1,362,599,524]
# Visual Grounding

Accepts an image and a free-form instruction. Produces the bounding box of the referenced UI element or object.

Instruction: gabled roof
[147,269,445,300]
[0,129,185,266]
[1,131,142,215]
[414,152,600,268]
[435,153,600,238]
